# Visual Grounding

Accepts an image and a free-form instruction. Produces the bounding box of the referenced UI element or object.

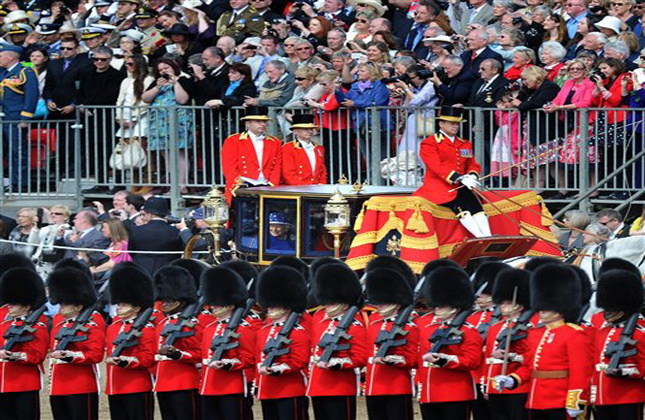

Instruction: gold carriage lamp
[324,189,351,259]
[203,186,229,259]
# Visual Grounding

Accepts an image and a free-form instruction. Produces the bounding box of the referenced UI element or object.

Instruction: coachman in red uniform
[106,263,157,420]
[308,262,367,420]
[418,266,483,420]
[47,266,106,420]
[494,264,593,420]
[221,106,283,203]
[256,266,310,420]
[364,268,419,420]
[153,266,203,420]
[281,114,328,186]
[199,266,256,420]
[592,268,645,420]
[0,267,48,420]
[413,107,491,238]
[484,268,535,420]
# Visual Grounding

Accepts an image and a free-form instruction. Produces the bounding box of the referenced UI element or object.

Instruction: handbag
[416,112,435,138]
[109,138,147,171]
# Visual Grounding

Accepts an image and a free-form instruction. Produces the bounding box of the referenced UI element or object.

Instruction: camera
[512,16,523,26]
[381,74,411,84]
[161,73,171,80]
[590,69,605,83]
[436,0,450,9]
[432,67,447,83]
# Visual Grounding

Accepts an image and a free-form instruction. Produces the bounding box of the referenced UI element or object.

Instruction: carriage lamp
[203,187,229,258]
[324,189,351,259]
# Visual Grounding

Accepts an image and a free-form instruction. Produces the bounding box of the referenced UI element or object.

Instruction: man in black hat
[128,196,182,275]
[200,266,255,420]
[413,106,492,238]
[0,268,48,420]
[134,6,163,55]
[308,262,366,420]
[221,105,283,203]
[105,263,156,420]
[281,114,328,186]
[256,265,309,420]
[47,266,106,420]
[152,265,203,420]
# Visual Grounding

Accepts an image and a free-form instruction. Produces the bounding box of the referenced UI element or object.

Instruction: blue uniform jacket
[0,62,39,120]
[335,80,390,130]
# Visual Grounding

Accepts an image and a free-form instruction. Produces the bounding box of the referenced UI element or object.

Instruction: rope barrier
[0,238,210,255]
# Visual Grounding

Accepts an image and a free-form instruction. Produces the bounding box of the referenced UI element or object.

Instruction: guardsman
[494,264,593,420]
[133,7,165,55]
[592,268,645,420]
[281,114,328,186]
[308,262,367,420]
[256,265,310,420]
[0,254,36,321]
[591,258,643,329]
[0,43,38,192]
[0,268,48,420]
[200,266,256,420]
[47,266,106,420]
[364,268,419,420]
[413,106,491,238]
[417,266,483,420]
[105,263,157,420]
[221,105,283,203]
[215,0,264,44]
[153,266,203,420]
[484,268,536,420]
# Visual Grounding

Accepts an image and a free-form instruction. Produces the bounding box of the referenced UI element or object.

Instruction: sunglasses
[60,46,75,50]
[285,44,295,47]
[125,62,135,66]
[611,2,625,5]
[51,212,66,216]
[358,18,368,23]
[296,47,312,51]
[569,67,584,71]
[295,77,307,81]
[93,57,109,62]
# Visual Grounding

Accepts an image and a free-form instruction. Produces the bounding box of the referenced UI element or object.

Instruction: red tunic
[49,312,106,396]
[592,319,645,405]
[153,314,203,392]
[221,132,283,203]
[281,140,327,186]
[255,321,310,400]
[511,321,593,410]
[105,319,156,395]
[200,319,256,396]
[417,318,482,403]
[0,315,49,392]
[413,133,481,204]
[365,316,419,396]
[467,308,497,386]
[306,311,367,397]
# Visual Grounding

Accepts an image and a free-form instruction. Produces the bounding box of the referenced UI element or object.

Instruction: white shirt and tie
[477,74,499,95]
[299,140,317,171]
[241,131,269,185]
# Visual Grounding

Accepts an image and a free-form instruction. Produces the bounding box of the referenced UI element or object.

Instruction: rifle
[209,297,256,363]
[373,275,427,358]
[261,311,301,368]
[605,312,640,371]
[160,297,205,347]
[2,303,48,351]
[496,309,535,351]
[499,287,518,377]
[428,309,473,354]
[110,307,154,358]
[317,305,360,364]
[54,282,109,351]
[477,306,502,342]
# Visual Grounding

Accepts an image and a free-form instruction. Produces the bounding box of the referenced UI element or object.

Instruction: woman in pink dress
[88,219,133,276]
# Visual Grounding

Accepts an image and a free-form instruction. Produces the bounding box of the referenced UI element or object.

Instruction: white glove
[566,408,584,418]
[493,375,515,392]
[459,174,480,190]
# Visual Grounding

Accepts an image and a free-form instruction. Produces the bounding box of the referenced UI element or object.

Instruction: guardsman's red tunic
[0,314,49,392]
[281,140,327,186]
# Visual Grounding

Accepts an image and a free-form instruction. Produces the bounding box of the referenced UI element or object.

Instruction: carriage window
[264,199,298,255]
[237,198,259,251]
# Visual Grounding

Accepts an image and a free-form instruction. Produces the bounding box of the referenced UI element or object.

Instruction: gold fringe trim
[353,202,366,232]
[406,204,430,233]
[481,191,541,217]
[519,221,558,244]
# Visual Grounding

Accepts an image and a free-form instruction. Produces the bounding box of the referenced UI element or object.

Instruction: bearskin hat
[220,260,259,298]
[523,256,561,272]
[530,264,581,323]
[270,256,310,284]
[47,267,97,308]
[423,266,474,310]
[310,257,339,278]
[420,258,460,280]
[257,266,307,312]
[597,269,644,315]
[570,265,593,305]
[0,253,36,273]
[109,262,154,309]
[366,255,417,289]
[170,258,210,291]
[472,261,507,296]
[599,258,641,278]
[153,266,198,304]
[201,266,247,307]
[366,268,413,307]
[492,268,531,309]
[314,263,362,306]
[0,267,46,308]
[54,258,93,278]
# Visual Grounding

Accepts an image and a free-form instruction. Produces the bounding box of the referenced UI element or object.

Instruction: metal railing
[1,104,643,214]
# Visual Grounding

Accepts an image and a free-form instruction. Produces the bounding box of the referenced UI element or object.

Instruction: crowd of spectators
[2,0,645,196]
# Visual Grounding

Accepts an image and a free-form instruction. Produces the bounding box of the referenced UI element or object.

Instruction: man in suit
[430,55,478,106]
[216,0,264,44]
[460,29,504,72]
[128,196,182,275]
[55,209,110,266]
[449,0,494,34]
[403,3,433,58]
